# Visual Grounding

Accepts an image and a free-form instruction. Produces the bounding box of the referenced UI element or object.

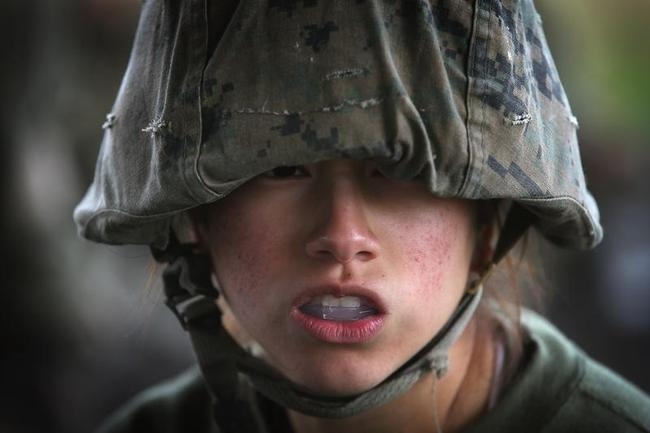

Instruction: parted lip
[291,284,387,314]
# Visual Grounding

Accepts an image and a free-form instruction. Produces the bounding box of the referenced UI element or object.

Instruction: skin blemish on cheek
[407,225,456,295]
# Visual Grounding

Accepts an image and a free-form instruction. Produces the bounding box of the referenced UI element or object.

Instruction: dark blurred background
[1,1,648,433]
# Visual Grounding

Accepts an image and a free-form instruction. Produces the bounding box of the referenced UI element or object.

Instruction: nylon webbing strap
[397,284,483,379]
[187,320,267,433]
[161,254,265,433]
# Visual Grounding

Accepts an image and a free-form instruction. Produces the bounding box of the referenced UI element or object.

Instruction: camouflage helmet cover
[74,0,603,250]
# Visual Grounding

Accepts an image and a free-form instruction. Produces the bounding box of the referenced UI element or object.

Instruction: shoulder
[467,310,650,433]
[95,366,215,433]
[548,347,650,432]
[523,311,650,433]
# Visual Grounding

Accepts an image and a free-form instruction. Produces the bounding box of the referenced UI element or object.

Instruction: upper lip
[291,283,387,314]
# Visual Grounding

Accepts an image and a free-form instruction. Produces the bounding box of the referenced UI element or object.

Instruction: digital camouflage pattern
[74,0,602,250]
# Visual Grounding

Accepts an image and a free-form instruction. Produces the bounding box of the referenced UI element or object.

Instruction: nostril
[312,248,334,260]
[305,235,378,264]
[356,251,375,262]
[306,238,344,262]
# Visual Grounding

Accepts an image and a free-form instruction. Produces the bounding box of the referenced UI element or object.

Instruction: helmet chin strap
[247,284,483,419]
[157,203,534,432]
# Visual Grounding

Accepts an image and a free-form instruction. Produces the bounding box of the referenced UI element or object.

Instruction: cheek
[402,227,448,300]
[409,243,447,298]
[396,207,473,299]
[206,206,282,320]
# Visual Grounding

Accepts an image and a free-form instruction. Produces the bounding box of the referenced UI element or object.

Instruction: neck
[287,317,496,433]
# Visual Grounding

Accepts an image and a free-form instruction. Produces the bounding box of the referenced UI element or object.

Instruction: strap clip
[165,293,220,330]
[161,252,221,330]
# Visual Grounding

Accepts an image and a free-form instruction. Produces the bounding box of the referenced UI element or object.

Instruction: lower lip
[290,307,385,344]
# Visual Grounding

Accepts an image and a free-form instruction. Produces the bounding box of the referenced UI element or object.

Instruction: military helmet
[74,0,602,251]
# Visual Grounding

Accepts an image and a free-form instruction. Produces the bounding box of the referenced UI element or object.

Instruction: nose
[305,177,380,264]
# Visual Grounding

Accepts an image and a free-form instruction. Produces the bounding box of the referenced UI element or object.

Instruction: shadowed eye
[262,166,310,179]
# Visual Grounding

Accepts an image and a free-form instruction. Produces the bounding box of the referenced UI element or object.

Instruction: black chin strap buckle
[165,293,220,331]
[161,251,221,330]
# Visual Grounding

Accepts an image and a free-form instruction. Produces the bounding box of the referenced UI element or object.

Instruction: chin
[299,375,381,398]
[286,353,391,398]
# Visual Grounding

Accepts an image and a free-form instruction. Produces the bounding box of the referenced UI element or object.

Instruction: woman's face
[200,159,477,396]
